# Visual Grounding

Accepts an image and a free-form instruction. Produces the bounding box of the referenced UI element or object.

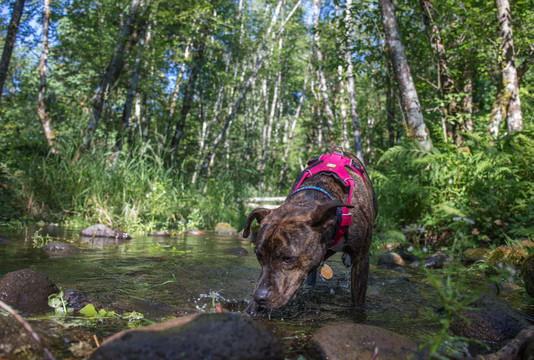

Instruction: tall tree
[0,0,25,100]
[170,24,207,152]
[489,0,523,136]
[82,0,142,150]
[200,0,302,178]
[379,0,432,151]
[37,0,57,153]
[312,0,334,136]
[343,0,364,163]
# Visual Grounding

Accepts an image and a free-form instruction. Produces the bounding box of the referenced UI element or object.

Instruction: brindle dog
[243,151,377,312]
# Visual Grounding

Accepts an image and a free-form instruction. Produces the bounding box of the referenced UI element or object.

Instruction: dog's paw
[342,252,352,267]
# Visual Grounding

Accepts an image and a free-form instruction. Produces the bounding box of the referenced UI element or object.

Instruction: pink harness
[291,147,365,250]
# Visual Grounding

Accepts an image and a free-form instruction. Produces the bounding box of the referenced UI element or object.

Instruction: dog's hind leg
[350,250,370,307]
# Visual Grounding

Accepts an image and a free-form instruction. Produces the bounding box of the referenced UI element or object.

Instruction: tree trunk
[278,57,311,191]
[379,0,432,151]
[200,0,301,178]
[419,0,458,142]
[0,0,25,100]
[489,0,522,136]
[37,0,57,153]
[343,0,364,162]
[164,41,191,139]
[170,36,206,152]
[82,0,142,150]
[312,0,334,136]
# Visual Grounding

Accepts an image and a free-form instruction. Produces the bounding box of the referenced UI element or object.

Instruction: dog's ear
[311,200,353,233]
[243,208,271,238]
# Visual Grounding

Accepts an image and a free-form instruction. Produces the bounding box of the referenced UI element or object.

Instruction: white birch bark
[379,0,433,151]
[490,0,523,136]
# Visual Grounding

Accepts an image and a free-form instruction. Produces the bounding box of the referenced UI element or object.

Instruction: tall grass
[1,140,247,233]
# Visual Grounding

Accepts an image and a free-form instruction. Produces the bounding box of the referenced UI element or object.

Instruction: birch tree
[37,0,57,153]
[82,0,142,150]
[0,0,25,100]
[312,0,334,136]
[489,0,523,136]
[379,0,432,151]
[343,0,364,163]
[200,0,302,178]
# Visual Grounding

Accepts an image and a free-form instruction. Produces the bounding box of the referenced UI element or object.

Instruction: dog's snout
[254,287,272,305]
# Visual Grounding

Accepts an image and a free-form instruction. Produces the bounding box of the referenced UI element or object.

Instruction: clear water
[0,225,531,358]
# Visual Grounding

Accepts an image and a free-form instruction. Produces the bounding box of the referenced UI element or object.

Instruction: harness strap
[291,147,366,251]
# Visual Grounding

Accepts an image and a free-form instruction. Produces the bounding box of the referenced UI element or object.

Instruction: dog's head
[243,200,346,309]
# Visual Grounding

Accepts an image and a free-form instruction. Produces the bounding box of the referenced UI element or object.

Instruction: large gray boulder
[89,313,282,360]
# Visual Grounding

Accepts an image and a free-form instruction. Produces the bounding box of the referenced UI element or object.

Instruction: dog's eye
[281,256,295,265]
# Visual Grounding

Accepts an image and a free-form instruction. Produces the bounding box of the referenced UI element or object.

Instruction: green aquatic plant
[48,290,73,316]
[32,228,53,248]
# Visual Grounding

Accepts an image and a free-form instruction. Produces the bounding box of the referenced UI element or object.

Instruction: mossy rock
[214,222,236,235]
[462,247,490,265]
[487,245,527,268]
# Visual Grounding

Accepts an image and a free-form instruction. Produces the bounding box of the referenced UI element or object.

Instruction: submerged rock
[88,313,282,360]
[148,230,171,237]
[449,293,530,353]
[223,247,248,256]
[184,229,207,235]
[214,222,237,235]
[42,241,80,255]
[80,224,131,239]
[0,316,43,359]
[306,323,425,360]
[521,253,534,298]
[0,268,58,315]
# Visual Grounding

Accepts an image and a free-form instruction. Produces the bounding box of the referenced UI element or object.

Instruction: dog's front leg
[245,299,262,315]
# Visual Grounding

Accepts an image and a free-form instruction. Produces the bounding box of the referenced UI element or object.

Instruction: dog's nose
[254,288,271,305]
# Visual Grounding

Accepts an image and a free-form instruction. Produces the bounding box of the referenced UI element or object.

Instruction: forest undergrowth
[1,125,533,250]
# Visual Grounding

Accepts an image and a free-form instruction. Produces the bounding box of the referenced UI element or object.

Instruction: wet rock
[488,245,527,268]
[396,247,419,263]
[148,230,171,237]
[88,313,282,360]
[184,229,207,235]
[521,253,534,298]
[63,289,101,314]
[522,329,534,360]
[0,315,43,359]
[223,247,248,256]
[306,323,425,360]
[449,293,530,352]
[0,237,9,244]
[463,247,490,265]
[80,224,131,240]
[424,253,449,269]
[0,269,58,315]
[214,222,237,235]
[377,252,405,268]
[42,241,80,255]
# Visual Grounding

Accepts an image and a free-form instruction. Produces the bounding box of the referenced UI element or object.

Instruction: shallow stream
[1,225,533,358]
